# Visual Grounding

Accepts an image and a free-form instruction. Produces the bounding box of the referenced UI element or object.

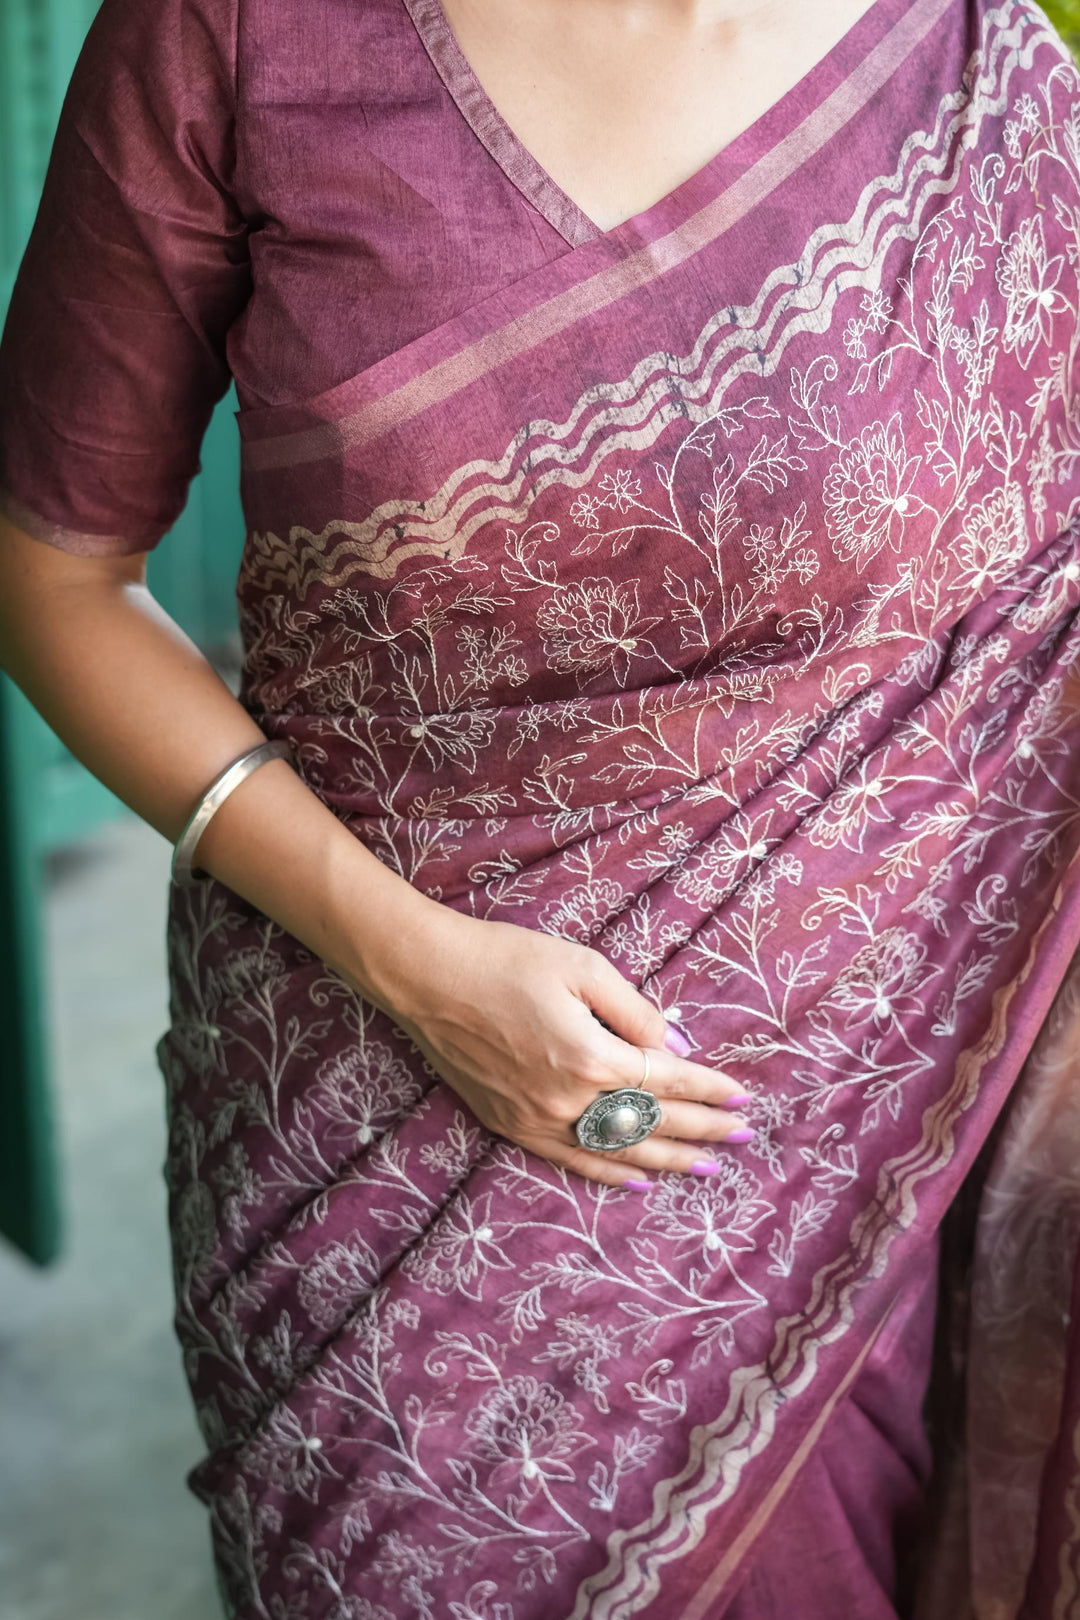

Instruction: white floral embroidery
[822,413,927,568]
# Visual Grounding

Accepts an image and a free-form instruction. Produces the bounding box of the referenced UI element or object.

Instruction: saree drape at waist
[157,2,1080,1614]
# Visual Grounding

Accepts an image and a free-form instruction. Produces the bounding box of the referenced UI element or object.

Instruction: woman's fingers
[541,1140,653,1189]
[572,950,746,1107]
[544,1085,757,1188]
[538,1104,756,1188]
[644,1097,755,1146]
[602,1127,754,1176]
[537,1087,756,1192]
[641,1050,752,1111]
[586,1029,753,1113]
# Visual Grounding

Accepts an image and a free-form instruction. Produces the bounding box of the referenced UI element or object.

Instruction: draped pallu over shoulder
[160,1,1080,1614]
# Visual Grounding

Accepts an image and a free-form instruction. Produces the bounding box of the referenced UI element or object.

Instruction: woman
[1,0,1079,1612]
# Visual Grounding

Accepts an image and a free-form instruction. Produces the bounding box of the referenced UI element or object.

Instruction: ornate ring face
[574,1087,662,1152]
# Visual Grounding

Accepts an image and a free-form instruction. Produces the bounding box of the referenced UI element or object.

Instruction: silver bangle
[171,739,294,887]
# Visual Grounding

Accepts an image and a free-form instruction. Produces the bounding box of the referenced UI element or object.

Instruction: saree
[146,0,1080,1612]
[2,0,1079,1609]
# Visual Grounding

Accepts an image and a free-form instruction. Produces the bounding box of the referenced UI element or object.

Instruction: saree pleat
[144,0,1080,1613]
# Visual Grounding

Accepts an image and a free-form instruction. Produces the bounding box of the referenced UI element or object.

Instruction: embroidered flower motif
[401,708,497,771]
[789,547,819,583]
[308,1044,424,1154]
[400,1193,514,1302]
[596,468,643,512]
[209,946,289,1007]
[860,287,892,332]
[539,1313,623,1411]
[1013,675,1071,771]
[212,1140,265,1240]
[251,1313,306,1390]
[823,928,937,1028]
[823,414,926,570]
[541,1312,623,1368]
[1026,418,1056,518]
[952,484,1029,596]
[245,1406,335,1502]
[823,687,885,749]
[536,877,629,942]
[568,492,603,528]
[464,1376,594,1490]
[672,813,774,908]
[996,216,1067,368]
[173,1178,218,1278]
[535,577,661,683]
[743,522,775,564]
[297,1233,379,1330]
[660,822,696,857]
[805,759,895,852]
[843,317,868,359]
[418,1114,483,1177]
[639,1160,773,1267]
[501,654,529,686]
[170,1015,226,1080]
[908,885,950,932]
[370,1530,444,1611]
[736,850,804,908]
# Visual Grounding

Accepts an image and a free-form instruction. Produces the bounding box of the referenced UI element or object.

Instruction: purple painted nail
[725,1094,755,1111]
[726,1127,757,1144]
[624,1178,653,1190]
[663,1023,692,1056]
[690,1159,721,1175]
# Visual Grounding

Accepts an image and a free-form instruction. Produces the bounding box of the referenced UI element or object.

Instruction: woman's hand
[0,511,750,1195]
[361,904,755,1189]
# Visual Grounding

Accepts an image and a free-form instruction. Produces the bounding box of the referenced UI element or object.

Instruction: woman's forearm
[0,511,449,1013]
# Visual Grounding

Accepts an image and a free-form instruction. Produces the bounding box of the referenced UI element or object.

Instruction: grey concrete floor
[0,814,221,1620]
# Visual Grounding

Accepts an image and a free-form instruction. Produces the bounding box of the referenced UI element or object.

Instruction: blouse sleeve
[0,0,251,556]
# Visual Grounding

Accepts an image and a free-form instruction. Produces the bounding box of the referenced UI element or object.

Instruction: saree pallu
[157,0,1080,1613]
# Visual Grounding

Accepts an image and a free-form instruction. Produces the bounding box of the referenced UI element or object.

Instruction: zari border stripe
[244,0,956,475]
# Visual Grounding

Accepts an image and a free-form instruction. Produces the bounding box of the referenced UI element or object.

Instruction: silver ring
[574,1047,661,1151]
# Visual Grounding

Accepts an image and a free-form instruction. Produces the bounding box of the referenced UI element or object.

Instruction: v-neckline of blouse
[401,0,894,251]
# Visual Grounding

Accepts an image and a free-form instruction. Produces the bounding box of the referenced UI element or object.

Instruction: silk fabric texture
[3,0,1080,1615]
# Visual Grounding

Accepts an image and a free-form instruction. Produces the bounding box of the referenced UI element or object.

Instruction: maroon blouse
[0,0,588,555]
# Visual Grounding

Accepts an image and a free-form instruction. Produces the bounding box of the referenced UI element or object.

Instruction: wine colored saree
[4,0,1080,1613]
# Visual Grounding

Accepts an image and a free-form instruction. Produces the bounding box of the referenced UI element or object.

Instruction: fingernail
[726,1127,757,1144]
[663,1023,692,1056]
[624,1178,653,1190]
[726,1094,755,1111]
[690,1159,721,1175]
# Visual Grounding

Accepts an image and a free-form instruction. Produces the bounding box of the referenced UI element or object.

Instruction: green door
[0,0,245,1264]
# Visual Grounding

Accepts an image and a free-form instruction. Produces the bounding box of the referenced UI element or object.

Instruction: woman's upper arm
[0,505,148,617]
[0,0,251,561]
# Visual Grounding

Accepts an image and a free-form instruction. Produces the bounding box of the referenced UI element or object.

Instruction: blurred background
[3,1,1080,1618]
[0,2,244,1614]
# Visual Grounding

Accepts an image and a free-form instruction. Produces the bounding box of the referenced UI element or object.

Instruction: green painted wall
[0,0,245,1265]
